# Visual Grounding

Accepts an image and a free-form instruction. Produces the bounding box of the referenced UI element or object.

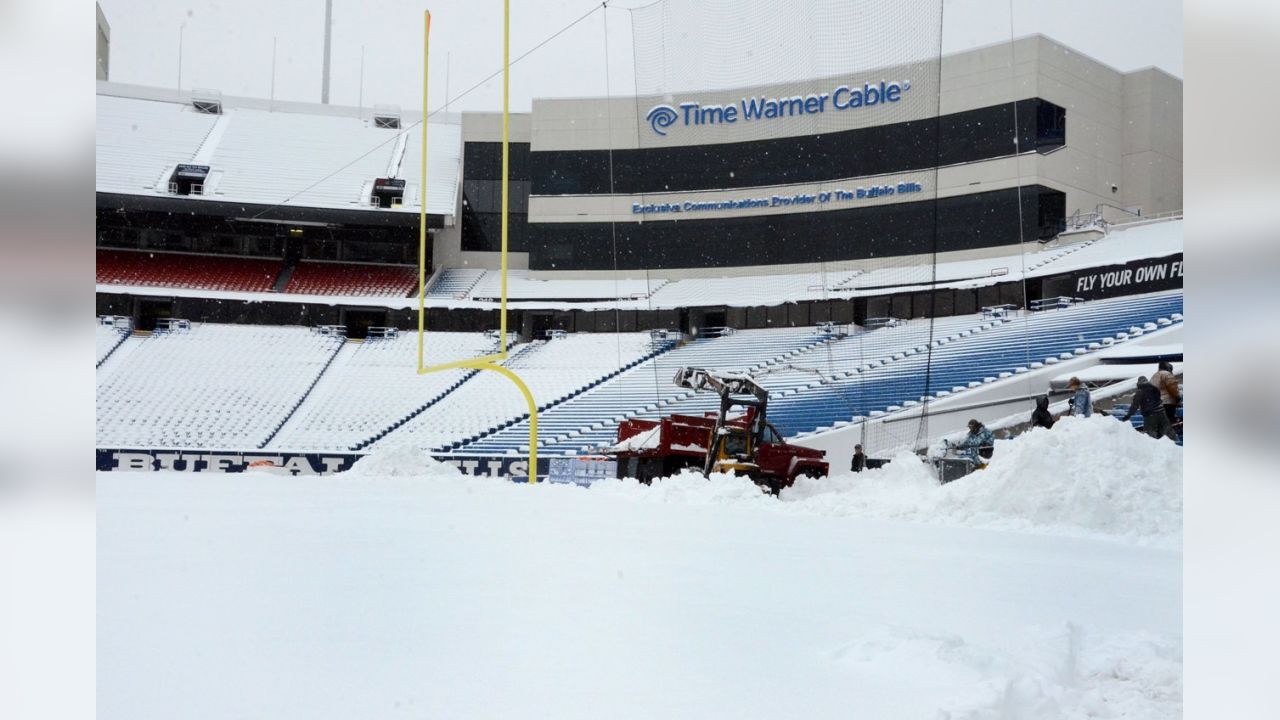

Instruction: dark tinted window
[530,99,1065,195]
[527,186,1066,270]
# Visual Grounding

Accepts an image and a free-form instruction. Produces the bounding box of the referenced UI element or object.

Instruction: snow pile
[590,468,777,508]
[344,443,464,479]
[933,415,1182,544]
[591,415,1181,546]
[100,465,1183,719]
[831,624,1181,719]
[784,449,941,516]
[788,415,1181,545]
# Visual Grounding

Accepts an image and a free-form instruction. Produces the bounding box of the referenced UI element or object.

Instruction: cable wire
[247,2,609,221]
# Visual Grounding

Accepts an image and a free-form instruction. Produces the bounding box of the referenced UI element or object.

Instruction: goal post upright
[416,9,430,373]
[414,3,539,482]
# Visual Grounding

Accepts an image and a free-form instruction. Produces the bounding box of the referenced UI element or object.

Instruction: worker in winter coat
[1123,376,1178,441]
[950,419,995,463]
[1151,361,1181,432]
[1067,377,1092,417]
[850,444,867,473]
[1031,395,1055,430]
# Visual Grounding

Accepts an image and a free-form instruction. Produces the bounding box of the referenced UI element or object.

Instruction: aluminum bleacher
[283,262,417,297]
[97,249,282,293]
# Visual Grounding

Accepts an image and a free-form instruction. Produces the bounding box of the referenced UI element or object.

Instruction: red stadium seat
[283,262,417,297]
[96,250,282,293]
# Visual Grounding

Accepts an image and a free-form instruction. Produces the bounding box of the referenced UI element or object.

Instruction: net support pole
[499,0,510,340]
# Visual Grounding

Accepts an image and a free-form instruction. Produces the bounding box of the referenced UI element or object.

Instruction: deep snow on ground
[98,417,1182,719]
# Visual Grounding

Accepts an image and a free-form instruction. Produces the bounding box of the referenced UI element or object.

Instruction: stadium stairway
[1025,235,1105,274]
[427,268,487,299]
[258,338,354,449]
[425,335,681,453]
[96,323,132,369]
[371,333,686,450]
[454,328,836,456]
[782,292,1184,439]
[650,314,995,436]
[346,335,526,451]
[826,269,867,291]
[272,262,297,293]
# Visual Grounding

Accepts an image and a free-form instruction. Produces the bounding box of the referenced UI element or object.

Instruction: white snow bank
[831,624,1181,719]
[591,415,1181,546]
[344,443,464,479]
[99,467,1182,720]
[931,415,1182,545]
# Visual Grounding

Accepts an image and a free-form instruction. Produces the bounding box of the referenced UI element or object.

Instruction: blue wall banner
[547,456,618,487]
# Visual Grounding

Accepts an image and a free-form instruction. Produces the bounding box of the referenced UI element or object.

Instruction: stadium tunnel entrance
[134,297,175,331]
[340,308,390,340]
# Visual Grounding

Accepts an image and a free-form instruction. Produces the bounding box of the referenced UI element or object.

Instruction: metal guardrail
[980,305,1017,320]
[864,317,901,329]
[1029,296,1084,312]
[98,315,132,329]
[153,318,191,332]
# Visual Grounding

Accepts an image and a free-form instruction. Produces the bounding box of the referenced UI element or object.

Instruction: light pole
[177,22,186,89]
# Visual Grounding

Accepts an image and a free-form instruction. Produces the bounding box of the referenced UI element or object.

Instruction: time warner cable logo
[645,81,910,136]
[645,104,679,136]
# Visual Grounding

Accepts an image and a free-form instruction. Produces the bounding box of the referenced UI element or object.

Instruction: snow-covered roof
[95,82,461,218]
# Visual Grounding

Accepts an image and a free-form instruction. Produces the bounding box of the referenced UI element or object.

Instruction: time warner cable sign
[645,80,910,136]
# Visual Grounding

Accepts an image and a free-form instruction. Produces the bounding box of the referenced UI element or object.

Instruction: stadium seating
[283,262,417,297]
[426,268,488,298]
[96,320,131,367]
[455,327,834,455]
[268,332,509,452]
[96,324,343,449]
[768,292,1185,437]
[94,292,1184,455]
[96,95,219,195]
[369,332,674,452]
[455,292,1184,455]
[97,249,282,293]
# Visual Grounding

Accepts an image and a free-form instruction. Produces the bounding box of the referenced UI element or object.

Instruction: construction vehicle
[605,367,829,493]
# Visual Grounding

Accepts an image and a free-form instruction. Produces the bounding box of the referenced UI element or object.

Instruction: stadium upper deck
[96,82,462,223]
[95,34,1180,336]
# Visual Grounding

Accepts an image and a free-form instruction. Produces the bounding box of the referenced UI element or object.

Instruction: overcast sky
[97,0,1182,114]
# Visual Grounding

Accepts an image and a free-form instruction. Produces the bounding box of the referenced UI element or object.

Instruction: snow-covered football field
[98,417,1182,719]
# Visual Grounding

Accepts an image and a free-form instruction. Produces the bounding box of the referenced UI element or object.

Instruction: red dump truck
[606,367,828,493]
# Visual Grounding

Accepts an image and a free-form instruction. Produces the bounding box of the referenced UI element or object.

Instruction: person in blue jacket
[1067,377,1092,418]
[951,419,995,463]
